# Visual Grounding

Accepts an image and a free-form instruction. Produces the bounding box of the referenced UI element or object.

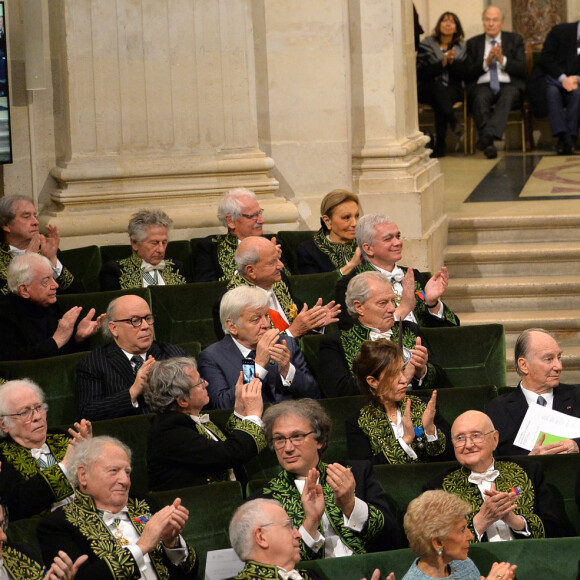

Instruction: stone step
[444,242,580,277]
[448,212,580,245]
[445,275,580,311]
[457,310,580,346]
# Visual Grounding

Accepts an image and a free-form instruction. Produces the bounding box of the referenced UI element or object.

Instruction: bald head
[451,411,498,472]
[105,294,154,354]
[235,236,283,289]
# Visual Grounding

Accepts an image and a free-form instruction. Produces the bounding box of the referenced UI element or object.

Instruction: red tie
[269,308,289,332]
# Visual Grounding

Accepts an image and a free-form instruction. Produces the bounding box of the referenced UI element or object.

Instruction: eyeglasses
[113,314,155,328]
[260,518,294,530]
[1,403,48,423]
[451,430,495,448]
[191,378,208,389]
[240,209,264,221]
[272,431,314,449]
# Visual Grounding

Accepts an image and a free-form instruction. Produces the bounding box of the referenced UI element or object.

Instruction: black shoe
[556,135,574,155]
[484,143,498,159]
[476,134,493,151]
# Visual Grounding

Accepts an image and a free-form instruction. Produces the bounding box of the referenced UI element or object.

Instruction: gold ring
[497,575,503,579]
[338,481,344,487]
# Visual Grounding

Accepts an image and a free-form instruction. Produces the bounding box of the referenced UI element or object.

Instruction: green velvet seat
[421,323,506,388]
[298,537,580,580]
[149,281,227,347]
[147,481,244,576]
[57,287,152,349]
[6,517,42,561]
[92,414,154,497]
[0,350,88,427]
[300,334,325,391]
[60,245,102,293]
[276,230,316,274]
[286,271,340,308]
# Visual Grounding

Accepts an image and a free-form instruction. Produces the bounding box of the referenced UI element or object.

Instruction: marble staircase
[443,204,580,385]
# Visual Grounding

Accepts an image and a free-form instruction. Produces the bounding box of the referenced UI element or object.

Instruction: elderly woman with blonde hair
[402,490,517,580]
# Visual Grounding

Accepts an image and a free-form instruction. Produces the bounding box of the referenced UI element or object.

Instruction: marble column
[42,0,297,242]
[349,0,447,270]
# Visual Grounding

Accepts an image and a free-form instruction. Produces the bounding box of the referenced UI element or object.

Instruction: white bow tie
[101,507,130,527]
[142,261,165,273]
[277,568,303,580]
[468,468,500,486]
[30,443,51,460]
[369,329,393,342]
[384,268,405,283]
[191,414,211,424]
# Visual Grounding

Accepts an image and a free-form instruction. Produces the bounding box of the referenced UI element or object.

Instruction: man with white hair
[0,253,104,361]
[0,379,92,520]
[100,208,188,290]
[227,236,340,339]
[76,294,189,421]
[336,214,459,331]
[198,286,320,409]
[0,194,74,295]
[194,188,289,281]
[37,436,198,579]
[229,499,320,580]
[320,271,449,397]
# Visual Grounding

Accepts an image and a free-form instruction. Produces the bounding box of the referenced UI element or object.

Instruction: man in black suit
[0,195,76,295]
[536,21,580,154]
[75,294,188,421]
[194,187,290,282]
[0,253,104,361]
[466,6,527,159]
[198,286,320,409]
[485,328,580,456]
[100,209,188,291]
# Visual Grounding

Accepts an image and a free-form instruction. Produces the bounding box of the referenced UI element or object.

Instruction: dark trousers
[468,82,522,140]
[418,81,463,153]
[546,83,580,138]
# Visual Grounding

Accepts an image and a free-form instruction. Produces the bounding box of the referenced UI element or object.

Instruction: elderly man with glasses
[75,294,188,421]
[194,188,291,282]
[251,399,399,560]
[426,410,562,542]
[0,379,91,521]
[0,253,104,361]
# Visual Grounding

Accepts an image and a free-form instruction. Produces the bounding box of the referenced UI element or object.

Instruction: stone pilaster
[42,0,297,241]
[349,0,446,271]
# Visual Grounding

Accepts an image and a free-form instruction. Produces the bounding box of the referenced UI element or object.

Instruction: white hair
[219,286,269,334]
[0,379,46,433]
[229,499,284,561]
[6,253,53,293]
[217,188,257,229]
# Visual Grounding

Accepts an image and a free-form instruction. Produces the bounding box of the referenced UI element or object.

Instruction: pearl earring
[437,548,443,556]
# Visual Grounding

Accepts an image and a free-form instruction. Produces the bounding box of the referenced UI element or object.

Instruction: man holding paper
[485,328,580,456]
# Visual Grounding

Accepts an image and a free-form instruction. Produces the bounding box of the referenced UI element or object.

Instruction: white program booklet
[204,548,245,580]
[513,404,580,451]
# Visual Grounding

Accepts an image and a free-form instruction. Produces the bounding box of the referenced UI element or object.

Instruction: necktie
[489,39,500,94]
[537,395,548,407]
[277,569,304,580]
[131,355,144,374]
[30,443,57,469]
[141,266,159,286]
[468,467,500,486]
[142,261,165,273]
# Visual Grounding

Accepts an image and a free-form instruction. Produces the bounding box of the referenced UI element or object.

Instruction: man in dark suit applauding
[76,294,188,421]
[466,6,527,159]
[485,328,580,456]
[198,286,320,409]
[537,21,580,154]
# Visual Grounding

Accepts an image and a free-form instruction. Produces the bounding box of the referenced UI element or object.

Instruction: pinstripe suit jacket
[75,341,188,421]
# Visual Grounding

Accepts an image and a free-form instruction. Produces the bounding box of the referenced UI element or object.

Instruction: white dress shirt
[294,477,369,557]
[141,259,166,287]
[477,33,511,85]
[520,383,554,409]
